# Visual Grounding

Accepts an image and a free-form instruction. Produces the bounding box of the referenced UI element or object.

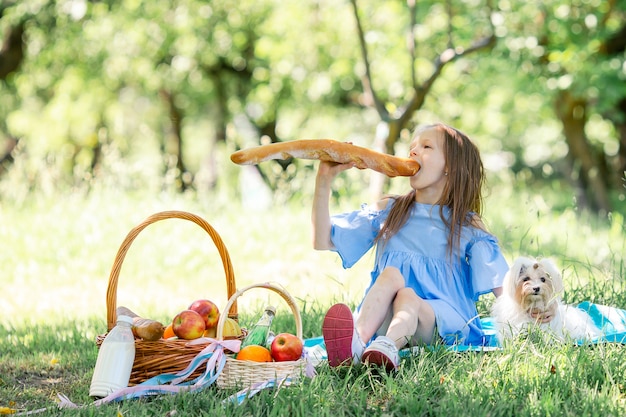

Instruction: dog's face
[503,257,564,313]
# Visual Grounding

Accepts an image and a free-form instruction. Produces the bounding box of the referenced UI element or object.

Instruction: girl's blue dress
[330,201,509,346]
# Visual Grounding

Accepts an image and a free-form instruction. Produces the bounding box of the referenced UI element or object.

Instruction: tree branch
[399,3,497,127]
[407,0,417,87]
[446,0,454,49]
[349,0,389,120]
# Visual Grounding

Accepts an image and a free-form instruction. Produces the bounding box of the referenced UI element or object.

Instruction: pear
[222,317,243,338]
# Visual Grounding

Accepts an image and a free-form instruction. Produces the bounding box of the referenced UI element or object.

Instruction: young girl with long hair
[312,123,508,371]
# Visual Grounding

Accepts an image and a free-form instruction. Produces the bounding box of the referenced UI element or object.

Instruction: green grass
[3,322,626,416]
[1,181,625,415]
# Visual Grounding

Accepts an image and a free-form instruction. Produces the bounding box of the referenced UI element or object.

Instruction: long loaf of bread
[230,139,420,177]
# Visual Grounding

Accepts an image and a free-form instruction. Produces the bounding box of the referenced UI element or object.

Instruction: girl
[312,123,508,371]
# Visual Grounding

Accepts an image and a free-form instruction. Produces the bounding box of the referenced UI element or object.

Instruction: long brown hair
[375,123,486,259]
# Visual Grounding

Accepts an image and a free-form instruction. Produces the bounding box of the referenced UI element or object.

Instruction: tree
[0,15,23,79]
[503,0,626,214]
[0,1,24,174]
[348,0,497,200]
[600,23,626,187]
[1,0,624,213]
[0,0,279,192]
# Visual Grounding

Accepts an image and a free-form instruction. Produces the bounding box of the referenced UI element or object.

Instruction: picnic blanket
[304,302,626,364]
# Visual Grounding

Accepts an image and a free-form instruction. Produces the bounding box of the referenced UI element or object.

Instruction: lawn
[1,182,625,416]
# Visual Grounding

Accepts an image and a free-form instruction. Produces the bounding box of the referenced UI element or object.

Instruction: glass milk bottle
[89,315,136,398]
[241,306,276,348]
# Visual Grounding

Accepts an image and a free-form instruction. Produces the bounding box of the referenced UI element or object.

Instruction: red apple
[270,332,303,362]
[188,299,220,329]
[172,310,206,340]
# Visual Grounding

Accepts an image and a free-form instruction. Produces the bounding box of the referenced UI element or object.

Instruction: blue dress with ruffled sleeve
[330,201,508,346]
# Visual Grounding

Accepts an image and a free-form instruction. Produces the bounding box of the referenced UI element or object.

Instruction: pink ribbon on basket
[58,336,318,409]
[95,337,240,404]
[59,338,241,409]
[303,348,317,378]
[170,337,241,386]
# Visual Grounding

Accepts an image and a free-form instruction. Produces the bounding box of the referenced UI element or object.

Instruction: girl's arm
[311,161,354,250]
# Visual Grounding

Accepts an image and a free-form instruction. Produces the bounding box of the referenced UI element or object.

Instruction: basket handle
[105,210,237,331]
[216,282,303,341]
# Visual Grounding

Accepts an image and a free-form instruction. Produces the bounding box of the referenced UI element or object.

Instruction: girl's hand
[317,160,355,180]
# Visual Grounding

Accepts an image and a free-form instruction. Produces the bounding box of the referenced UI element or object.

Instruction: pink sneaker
[361,336,399,372]
[322,303,364,367]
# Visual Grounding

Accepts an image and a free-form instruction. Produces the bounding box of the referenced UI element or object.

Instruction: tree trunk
[0,137,18,176]
[0,22,25,178]
[0,22,24,80]
[616,98,626,183]
[201,67,230,191]
[600,24,626,194]
[369,119,403,202]
[554,90,611,214]
[160,89,191,191]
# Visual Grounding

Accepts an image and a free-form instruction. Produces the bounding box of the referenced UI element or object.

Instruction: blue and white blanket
[304,302,626,362]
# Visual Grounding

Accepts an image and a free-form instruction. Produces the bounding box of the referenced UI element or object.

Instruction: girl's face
[408,128,447,203]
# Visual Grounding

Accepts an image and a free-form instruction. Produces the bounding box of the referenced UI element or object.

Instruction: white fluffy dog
[491,256,601,343]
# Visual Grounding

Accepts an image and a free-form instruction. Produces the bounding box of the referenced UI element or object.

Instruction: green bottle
[241,306,276,348]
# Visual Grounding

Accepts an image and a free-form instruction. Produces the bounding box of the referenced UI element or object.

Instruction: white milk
[89,316,136,398]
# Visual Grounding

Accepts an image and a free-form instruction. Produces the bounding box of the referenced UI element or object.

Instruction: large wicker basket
[96,210,239,386]
[216,282,306,389]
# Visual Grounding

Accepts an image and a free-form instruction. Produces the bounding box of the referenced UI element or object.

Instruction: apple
[203,327,217,338]
[188,299,220,329]
[270,333,303,362]
[172,310,206,340]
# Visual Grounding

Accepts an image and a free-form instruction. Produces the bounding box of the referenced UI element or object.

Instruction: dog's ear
[538,258,564,293]
[504,256,534,295]
[502,268,514,296]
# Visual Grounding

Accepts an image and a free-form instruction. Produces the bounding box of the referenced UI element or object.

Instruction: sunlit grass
[0,185,371,328]
[1,176,624,327]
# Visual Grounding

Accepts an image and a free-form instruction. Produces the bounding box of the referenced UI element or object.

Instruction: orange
[163,324,175,339]
[236,345,273,362]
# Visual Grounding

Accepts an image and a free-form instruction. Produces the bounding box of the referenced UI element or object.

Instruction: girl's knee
[396,288,431,315]
[377,266,405,290]
[396,287,417,302]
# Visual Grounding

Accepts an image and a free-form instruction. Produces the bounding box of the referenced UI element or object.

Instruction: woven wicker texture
[216,282,305,389]
[96,210,237,385]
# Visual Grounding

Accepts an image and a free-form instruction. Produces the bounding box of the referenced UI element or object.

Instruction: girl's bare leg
[386,287,436,349]
[357,268,437,372]
[355,267,405,344]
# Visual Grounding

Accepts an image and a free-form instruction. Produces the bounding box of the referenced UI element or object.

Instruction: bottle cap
[266,306,276,315]
[117,315,134,325]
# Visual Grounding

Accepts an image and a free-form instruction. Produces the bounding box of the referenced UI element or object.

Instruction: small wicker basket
[216,282,306,389]
[96,210,239,386]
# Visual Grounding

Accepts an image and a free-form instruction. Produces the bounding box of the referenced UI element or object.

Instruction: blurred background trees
[0,0,624,216]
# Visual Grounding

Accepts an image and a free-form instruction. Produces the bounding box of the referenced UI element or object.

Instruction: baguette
[230,139,420,177]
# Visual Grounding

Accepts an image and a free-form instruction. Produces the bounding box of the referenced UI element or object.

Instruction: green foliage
[0,0,624,213]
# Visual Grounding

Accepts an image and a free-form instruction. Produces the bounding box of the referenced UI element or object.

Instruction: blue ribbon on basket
[58,336,316,410]
[222,376,295,406]
[93,337,240,404]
